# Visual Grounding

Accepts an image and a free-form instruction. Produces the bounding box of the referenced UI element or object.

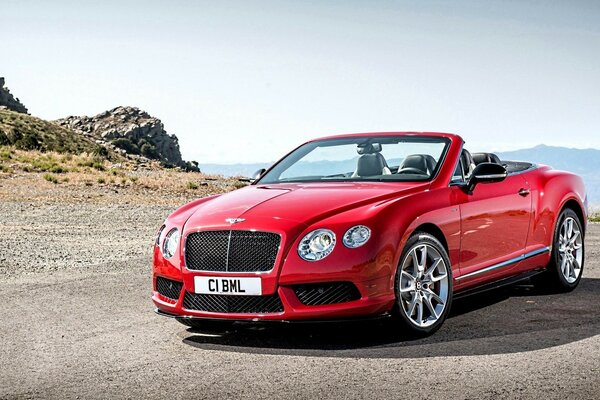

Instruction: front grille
[183,292,284,314]
[294,282,361,306]
[155,276,183,301]
[185,230,280,272]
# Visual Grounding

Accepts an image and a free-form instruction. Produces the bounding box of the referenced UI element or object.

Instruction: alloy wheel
[558,216,583,284]
[398,243,449,328]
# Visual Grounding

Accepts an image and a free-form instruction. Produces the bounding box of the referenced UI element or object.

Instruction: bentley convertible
[152,132,587,335]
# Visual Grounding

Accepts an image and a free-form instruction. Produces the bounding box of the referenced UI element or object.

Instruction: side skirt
[453,268,546,300]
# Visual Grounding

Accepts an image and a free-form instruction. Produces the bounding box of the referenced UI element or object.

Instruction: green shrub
[43,173,58,184]
[112,138,140,155]
[130,176,139,183]
[140,143,159,159]
[0,130,9,146]
[49,165,67,174]
[93,145,109,158]
[97,177,106,184]
[76,159,95,168]
[0,148,12,160]
[14,133,40,150]
[186,181,199,190]
[0,164,13,173]
[8,129,22,143]
[92,162,105,171]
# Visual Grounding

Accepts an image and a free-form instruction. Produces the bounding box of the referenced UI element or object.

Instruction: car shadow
[181,277,600,358]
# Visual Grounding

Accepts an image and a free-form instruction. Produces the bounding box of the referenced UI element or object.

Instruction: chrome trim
[505,162,539,176]
[456,246,551,281]
[475,173,507,179]
[225,230,232,272]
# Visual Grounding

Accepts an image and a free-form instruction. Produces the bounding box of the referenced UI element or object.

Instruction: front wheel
[393,233,453,336]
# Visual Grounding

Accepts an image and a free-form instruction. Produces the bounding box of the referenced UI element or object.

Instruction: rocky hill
[0,109,106,155]
[0,78,28,114]
[55,106,198,171]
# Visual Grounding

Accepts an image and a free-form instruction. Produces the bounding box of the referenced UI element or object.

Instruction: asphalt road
[1,203,599,399]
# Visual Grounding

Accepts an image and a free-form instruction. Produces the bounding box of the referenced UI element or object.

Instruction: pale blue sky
[3,0,600,163]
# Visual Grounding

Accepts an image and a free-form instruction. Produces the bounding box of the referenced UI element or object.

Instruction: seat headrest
[399,154,437,174]
[357,143,382,155]
[472,152,502,165]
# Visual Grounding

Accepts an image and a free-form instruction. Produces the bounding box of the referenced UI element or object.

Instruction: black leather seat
[472,152,502,165]
[461,149,476,179]
[398,154,437,175]
[356,154,387,177]
[353,143,392,177]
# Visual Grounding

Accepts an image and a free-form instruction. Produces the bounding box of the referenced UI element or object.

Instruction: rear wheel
[543,208,584,291]
[393,233,453,336]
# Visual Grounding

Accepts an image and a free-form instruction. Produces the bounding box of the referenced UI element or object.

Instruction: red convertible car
[153,132,587,335]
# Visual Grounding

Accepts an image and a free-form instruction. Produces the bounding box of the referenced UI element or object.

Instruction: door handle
[518,188,530,197]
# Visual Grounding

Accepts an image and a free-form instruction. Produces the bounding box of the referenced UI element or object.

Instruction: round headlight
[162,228,180,259]
[343,225,371,248]
[298,229,336,261]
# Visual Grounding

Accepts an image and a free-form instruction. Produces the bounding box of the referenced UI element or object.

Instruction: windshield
[258,136,450,184]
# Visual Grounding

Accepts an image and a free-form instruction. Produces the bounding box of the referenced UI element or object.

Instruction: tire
[393,232,453,336]
[542,208,585,292]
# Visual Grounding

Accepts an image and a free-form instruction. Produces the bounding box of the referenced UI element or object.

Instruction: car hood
[183,182,429,230]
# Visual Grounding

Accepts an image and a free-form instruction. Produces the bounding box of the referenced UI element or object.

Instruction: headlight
[162,228,180,259]
[343,225,371,248]
[298,229,336,261]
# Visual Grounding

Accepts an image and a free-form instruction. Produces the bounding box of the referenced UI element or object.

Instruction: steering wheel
[397,167,427,175]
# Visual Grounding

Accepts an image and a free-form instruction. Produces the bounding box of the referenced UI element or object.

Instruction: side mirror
[466,162,507,193]
[250,168,266,183]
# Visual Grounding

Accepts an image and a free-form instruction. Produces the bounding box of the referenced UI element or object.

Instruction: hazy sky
[3,0,600,163]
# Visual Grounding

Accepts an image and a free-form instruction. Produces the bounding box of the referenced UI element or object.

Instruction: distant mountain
[198,162,273,178]
[200,144,600,207]
[497,144,600,176]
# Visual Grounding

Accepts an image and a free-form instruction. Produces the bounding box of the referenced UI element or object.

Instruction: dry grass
[0,146,245,206]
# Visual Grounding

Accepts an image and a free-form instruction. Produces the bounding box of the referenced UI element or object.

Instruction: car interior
[350,141,537,182]
[471,151,534,174]
[352,143,441,178]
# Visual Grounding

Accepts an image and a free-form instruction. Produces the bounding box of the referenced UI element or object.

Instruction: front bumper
[152,275,395,321]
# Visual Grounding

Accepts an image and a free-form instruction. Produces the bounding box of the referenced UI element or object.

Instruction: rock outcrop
[0,78,28,114]
[56,106,197,170]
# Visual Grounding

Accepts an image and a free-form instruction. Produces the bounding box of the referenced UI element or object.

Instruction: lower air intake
[156,277,183,301]
[294,282,361,306]
[183,292,284,314]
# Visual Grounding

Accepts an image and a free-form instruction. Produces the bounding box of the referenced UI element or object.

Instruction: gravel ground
[0,199,598,399]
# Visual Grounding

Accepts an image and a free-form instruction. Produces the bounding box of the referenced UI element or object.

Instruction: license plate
[194,276,262,296]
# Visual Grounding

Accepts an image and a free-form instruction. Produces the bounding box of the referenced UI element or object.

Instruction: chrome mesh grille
[155,276,183,301]
[294,282,361,306]
[183,292,284,313]
[185,230,280,272]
